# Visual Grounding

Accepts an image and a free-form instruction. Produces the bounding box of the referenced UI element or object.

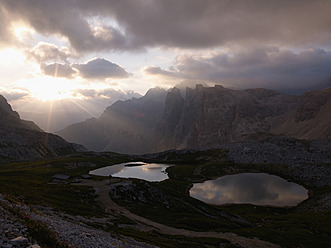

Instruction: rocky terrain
[222,137,330,164]
[154,85,331,152]
[0,137,330,248]
[0,193,156,248]
[0,95,85,163]
[57,85,331,154]
[135,136,331,187]
[221,137,331,187]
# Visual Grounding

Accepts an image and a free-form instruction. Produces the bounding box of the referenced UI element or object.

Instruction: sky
[1,0,331,130]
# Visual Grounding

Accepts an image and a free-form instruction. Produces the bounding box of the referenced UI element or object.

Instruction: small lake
[89,162,172,182]
[190,173,308,207]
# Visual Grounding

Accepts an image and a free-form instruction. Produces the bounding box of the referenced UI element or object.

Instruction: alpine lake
[90,162,308,207]
[89,161,173,182]
[1,150,329,248]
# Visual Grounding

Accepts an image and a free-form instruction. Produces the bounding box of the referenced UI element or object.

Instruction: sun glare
[0,49,25,64]
[23,77,80,101]
[12,23,34,41]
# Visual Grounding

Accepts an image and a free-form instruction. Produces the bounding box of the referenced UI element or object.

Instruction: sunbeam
[45,99,54,133]
[68,98,97,117]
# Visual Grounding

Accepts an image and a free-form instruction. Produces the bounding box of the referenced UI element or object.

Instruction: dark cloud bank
[41,63,76,78]
[1,0,331,92]
[25,43,129,80]
[145,47,331,94]
[73,58,129,79]
[26,42,76,64]
[39,58,129,80]
[1,0,331,51]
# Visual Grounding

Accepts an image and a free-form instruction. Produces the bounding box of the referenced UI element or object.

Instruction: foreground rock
[0,197,37,248]
[0,194,157,248]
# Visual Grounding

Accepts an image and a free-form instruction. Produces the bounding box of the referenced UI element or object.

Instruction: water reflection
[89,162,172,182]
[190,173,308,207]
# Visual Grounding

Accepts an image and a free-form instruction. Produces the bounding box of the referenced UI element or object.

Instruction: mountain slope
[154,85,331,152]
[0,95,42,131]
[154,85,300,151]
[57,87,167,154]
[57,85,331,154]
[274,87,331,139]
[0,95,85,162]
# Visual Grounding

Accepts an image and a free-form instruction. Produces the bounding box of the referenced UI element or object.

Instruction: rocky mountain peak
[57,87,168,154]
[144,87,167,100]
[0,95,85,162]
[57,85,331,154]
[0,95,20,120]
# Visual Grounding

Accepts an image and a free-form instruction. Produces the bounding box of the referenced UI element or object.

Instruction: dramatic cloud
[1,0,331,52]
[37,57,131,80]
[142,66,180,79]
[0,0,130,52]
[144,47,331,93]
[73,88,141,100]
[41,63,76,78]
[1,0,331,97]
[26,42,76,63]
[0,7,10,46]
[73,58,129,79]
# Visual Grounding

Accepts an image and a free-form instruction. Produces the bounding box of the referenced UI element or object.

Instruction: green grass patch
[0,154,131,217]
[1,151,330,248]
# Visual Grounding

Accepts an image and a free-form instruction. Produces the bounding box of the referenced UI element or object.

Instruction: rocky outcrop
[0,95,41,131]
[57,84,331,154]
[153,87,185,150]
[154,85,300,152]
[57,87,167,154]
[0,95,85,163]
[0,193,156,248]
[274,87,331,139]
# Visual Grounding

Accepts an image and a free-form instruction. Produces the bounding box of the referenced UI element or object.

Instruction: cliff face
[57,85,331,155]
[57,87,167,154]
[153,87,185,150]
[0,95,42,131]
[0,95,84,162]
[154,85,300,152]
[274,87,331,139]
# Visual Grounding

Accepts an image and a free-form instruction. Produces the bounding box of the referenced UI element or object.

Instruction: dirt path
[75,179,282,248]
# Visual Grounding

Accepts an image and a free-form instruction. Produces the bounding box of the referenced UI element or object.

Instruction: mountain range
[0,95,85,162]
[57,84,331,154]
[57,88,167,154]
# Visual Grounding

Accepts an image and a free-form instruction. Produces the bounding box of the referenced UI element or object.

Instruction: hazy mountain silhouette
[57,87,167,154]
[0,95,85,162]
[154,85,331,152]
[57,84,331,154]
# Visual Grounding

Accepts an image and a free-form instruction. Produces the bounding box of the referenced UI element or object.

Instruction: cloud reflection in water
[89,162,172,182]
[190,173,308,207]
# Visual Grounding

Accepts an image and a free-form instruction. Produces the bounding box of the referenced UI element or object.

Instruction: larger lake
[89,162,172,182]
[190,173,308,207]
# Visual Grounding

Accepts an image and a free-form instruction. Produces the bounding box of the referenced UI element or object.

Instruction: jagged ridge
[57,85,331,154]
[0,95,85,162]
[57,87,167,154]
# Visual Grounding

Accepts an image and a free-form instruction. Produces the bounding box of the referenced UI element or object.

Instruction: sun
[11,21,35,42]
[33,88,72,101]
[26,76,80,101]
